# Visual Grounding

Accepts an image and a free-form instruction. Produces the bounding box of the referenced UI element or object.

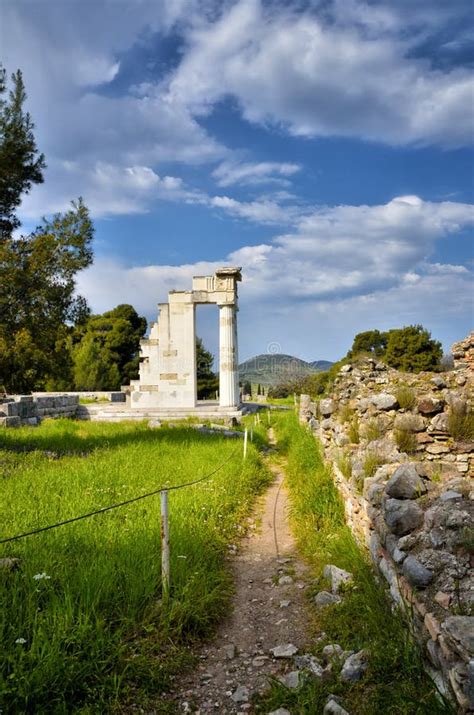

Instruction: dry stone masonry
[300,332,474,712]
[0,394,79,427]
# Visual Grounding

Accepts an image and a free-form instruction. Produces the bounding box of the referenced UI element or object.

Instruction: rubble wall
[0,395,79,427]
[299,333,474,712]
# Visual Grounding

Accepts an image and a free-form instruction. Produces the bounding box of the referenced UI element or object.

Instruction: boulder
[320,399,336,417]
[417,397,444,415]
[431,376,446,390]
[385,464,427,499]
[384,498,424,535]
[442,616,474,659]
[270,643,298,658]
[402,556,434,588]
[394,414,426,432]
[371,393,398,411]
[429,413,449,432]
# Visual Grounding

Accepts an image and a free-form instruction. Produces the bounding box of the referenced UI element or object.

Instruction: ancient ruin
[129,267,242,412]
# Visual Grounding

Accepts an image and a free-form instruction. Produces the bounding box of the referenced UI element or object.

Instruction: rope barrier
[0,443,240,545]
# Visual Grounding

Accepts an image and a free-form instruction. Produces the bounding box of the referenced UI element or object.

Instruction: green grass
[348,416,360,444]
[363,450,386,479]
[395,385,416,410]
[394,428,418,454]
[0,419,271,713]
[448,407,474,441]
[256,413,452,715]
[364,418,384,442]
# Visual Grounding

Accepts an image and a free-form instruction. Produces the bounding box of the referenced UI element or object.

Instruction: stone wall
[299,339,473,712]
[0,395,79,427]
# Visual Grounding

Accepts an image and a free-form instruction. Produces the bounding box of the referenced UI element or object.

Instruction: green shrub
[363,451,385,478]
[348,417,360,444]
[339,404,353,424]
[336,450,352,479]
[394,429,417,454]
[364,418,384,442]
[448,407,474,441]
[395,385,416,410]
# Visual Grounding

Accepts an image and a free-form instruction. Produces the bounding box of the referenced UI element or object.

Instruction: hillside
[239,353,333,385]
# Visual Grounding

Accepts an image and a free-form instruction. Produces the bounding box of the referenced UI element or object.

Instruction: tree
[242,380,252,396]
[0,67,46,237]
[72,305,147,390]
[384,325,442,373]
[347,329,387,358]
[196,336,219,399]
[0,199,94,392]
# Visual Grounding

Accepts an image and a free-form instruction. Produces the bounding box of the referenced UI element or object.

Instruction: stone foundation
[0,394,79,426]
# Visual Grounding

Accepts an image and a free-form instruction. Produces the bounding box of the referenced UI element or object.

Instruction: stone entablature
[130,267,242,411]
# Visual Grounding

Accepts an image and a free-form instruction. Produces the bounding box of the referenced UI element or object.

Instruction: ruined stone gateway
[130,267,242,412]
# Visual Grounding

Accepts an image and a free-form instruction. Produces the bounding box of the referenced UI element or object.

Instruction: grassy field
[0,419,270,713]
[257,412,453,715]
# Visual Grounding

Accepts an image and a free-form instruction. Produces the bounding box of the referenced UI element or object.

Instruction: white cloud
[76,195,474,358]
[167,0,474,147]
[19,162,203,219]
[212,160,301,187]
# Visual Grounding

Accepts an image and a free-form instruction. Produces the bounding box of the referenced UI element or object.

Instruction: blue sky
[2,0,473,361]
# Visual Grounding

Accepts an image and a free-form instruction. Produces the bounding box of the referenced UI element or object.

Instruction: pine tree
[0,68,46,238]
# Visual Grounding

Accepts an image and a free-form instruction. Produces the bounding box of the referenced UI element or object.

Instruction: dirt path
[168,437,310,714]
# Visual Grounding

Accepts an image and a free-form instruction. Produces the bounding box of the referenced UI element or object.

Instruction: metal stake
[160,490,170,597]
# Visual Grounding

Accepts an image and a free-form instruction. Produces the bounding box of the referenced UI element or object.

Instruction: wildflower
[33,572,51,581]
[15,638,27,644]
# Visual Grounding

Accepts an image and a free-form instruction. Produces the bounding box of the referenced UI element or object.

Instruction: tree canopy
[0,68,46,238]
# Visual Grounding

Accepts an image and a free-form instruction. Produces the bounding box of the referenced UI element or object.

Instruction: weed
[336,450,352,479]
[394,428,417,454]
[448,407,474,441]
[348,417,360,444]
[338,404,353,424]
[395,386,416,410]
[363,451,386,478]
[364,418,384,442]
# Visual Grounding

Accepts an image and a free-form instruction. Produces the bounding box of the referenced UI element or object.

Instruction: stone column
[219,304,239,408]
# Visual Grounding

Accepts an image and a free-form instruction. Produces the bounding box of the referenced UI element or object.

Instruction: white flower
[15,638,27,644]
[177,555,187,559]
[33,572,51,581]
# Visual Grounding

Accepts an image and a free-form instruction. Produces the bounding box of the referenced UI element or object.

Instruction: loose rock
[314,591,342,607]
[323,564,353,593]
[385,464,427,499]
[270,644,298,658]
[402,555,434,588]
[340,649,369,682]
[384,499,424,535]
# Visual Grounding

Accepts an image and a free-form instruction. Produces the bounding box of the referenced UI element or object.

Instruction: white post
[219,304,239,408]
[250,427,253,442]
[243,428,248,459]
[160,490,170,597]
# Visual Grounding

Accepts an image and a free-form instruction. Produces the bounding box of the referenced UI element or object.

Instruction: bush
[348,417,360,444]
[448,407,474,441]
[363,451,385,478]
[395,385,416,410]
[364,418,384,442]
[336,450,353,479]
[394,429,417,454]
[339,404,353,424]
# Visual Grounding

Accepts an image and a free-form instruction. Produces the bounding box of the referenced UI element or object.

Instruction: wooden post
[243,428,248,459]
[250,427,253,442]
[160,490,170,598]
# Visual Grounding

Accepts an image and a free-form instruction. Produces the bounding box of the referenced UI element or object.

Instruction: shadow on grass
[0,420,238,457]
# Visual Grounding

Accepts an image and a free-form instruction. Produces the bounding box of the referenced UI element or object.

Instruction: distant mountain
[309,360,334,371]
[239,353,334,385]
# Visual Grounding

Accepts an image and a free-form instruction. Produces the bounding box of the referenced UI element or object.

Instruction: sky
[1,0,473,362]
